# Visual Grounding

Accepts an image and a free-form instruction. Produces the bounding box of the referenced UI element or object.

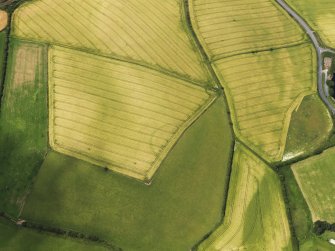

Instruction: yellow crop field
[12,0,211,83]
[286,0,335,48]
[190,0,306,59]
[292,147,335,223]
[48,46,216,182]
[212,44,316,162]
[199,144,292,251]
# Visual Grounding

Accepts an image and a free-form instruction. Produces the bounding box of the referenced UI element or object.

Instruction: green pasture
[0,218,108,251]
[292,147,335,223]
[285,94,333,159]
[0,39,48,216]
[21,97,234,251]
[279,166,313,245]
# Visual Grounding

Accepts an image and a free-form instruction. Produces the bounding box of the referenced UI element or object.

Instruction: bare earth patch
[0,10,8,32]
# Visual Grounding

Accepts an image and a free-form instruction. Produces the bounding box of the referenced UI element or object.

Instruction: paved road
[276,0,335,115]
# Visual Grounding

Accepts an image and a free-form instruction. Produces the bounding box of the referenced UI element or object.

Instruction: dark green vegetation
[280,166,335,250]
[284,94,333,158]
[0,29,7,96]
[0,218,109,251]
[21,97,234,251]
[279,167,313,244]
[0,39,48,216]
[300,237,335,251]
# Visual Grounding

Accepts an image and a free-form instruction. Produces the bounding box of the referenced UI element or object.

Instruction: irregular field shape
[12,0,210,83]
[49,46,216,181]
[213,44,316,161]
[286,0,335,48]
[292,147,335,222]
[22,97,234,251]
[284,94,333,160]
[199,145,292,251]
[190,0,306,59]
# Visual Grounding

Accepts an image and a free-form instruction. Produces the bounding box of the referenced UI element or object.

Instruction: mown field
[199,144,292,251]
[21,97,234,251]
[189,0,318,162]
[190,0,306,59]
[0,218,109,251]
[0,39,48,216]
[284,94,333,159]
[292,147,335,223]
[213,44,316,162]
[12,0,211,83]
[286,0,335,49]
[48,46,216,182]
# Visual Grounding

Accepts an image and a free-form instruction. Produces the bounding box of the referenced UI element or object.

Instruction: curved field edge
[284,94,333,160]
[47,45,217,182]
[284,0,335,49]
[21,97,234,251]
[211,44,317,163]
[292,147,335,223]
[10,0,214,86]
[188,0,307,60]
[198,144,293,251]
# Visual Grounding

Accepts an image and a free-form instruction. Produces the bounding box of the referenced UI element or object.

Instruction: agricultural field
[48,46,215,182]
[286,0,335,49]
[0,39,48,216]
[1,0,335,250]
[12,0,212,83]
[198,144,293,251]
[0,218,109,251]
[190,0,306,59]
[292,147,335,223]
[284,94,333,160]
[21,97,234,251]
[0,10,7,31]
[213,44,316,162]
[189,0,319,162]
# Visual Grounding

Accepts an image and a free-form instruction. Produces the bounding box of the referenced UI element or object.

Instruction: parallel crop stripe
[213,44,315,160]
[13,0,210,83]
[191,0,305,59]
[198,145,292,251]
[49,46,215,181]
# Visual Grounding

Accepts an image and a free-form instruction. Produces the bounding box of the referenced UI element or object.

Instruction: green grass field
[0,39,48,216]
[292,147,335,223]
[0,218,109,251]
[199,145,293,251]
[21,97,234,251]
[279,166,313,244]
[284,94,333,160]
[286,0,335,49]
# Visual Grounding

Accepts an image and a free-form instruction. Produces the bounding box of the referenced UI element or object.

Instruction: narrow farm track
[276,0,335,115]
